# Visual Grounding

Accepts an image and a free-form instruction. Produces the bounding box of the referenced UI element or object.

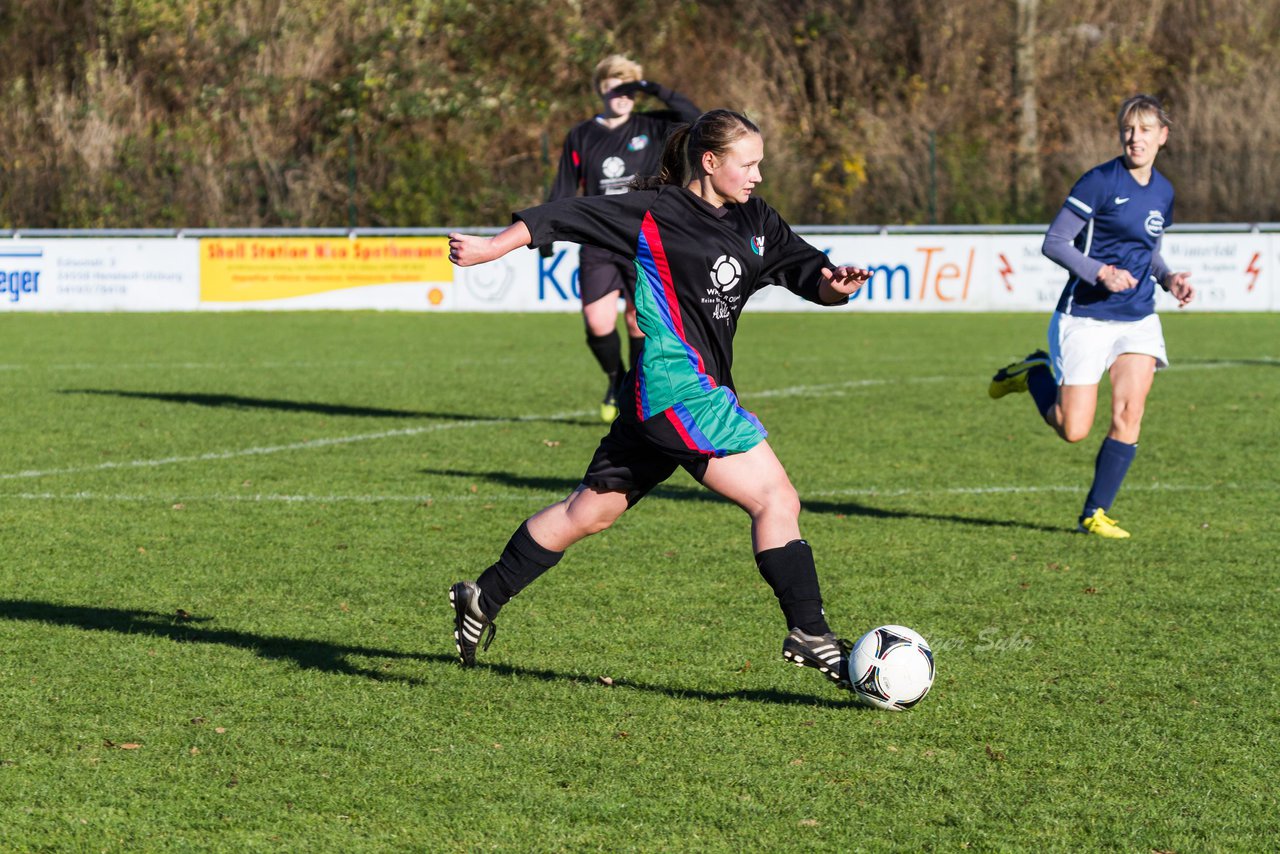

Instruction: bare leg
[698,441,802,551]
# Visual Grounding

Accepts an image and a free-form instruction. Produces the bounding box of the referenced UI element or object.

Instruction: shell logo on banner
[199,237,453,310]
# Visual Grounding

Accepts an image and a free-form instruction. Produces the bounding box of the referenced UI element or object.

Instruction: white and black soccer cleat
[449,580,496,667]
[782,628,853,688]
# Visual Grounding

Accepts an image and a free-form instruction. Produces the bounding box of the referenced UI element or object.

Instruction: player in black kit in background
[545,54,700,422]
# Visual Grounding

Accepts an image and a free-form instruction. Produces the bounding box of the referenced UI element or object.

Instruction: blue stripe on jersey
[635,224,716,392]
[672,402,718,453]
[724,387,765,434]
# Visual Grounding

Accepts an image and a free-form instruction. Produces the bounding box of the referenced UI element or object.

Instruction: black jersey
[516,187,842,454]
[547,87,700,201]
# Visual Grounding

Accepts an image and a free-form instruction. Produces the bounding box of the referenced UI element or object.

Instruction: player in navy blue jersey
[990,94,1194,538]
[546,55,700,422]
[447,109,875,691]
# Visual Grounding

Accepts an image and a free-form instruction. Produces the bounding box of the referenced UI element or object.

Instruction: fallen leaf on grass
[798,819,819,828]
[985,744,1006,762]
[103,740,142,750]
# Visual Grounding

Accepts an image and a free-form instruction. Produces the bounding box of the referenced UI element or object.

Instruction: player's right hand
[448,233,495,267]
[1097,264,1138,292]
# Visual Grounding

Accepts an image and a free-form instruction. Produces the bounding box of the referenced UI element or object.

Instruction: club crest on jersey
[627,135,650,152]
[601,156,626,179]
[1145,210,1165,237]
[710,254,742,291]
[751,235,765,256]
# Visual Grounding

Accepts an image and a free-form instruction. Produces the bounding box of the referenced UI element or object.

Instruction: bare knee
[752,481,801,522]
[1111,405,1146,441]
[1058,424,1091,444]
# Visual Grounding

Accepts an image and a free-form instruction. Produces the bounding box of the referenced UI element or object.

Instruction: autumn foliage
[1,0,1277,228]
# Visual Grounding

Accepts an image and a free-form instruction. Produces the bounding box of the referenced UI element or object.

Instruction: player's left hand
[822,265,873,297]
[1165,271,1194,308]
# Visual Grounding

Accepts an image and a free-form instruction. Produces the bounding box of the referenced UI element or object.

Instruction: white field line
[0,375,961,483]
[0,410,591,482]
[1,356,1273,374]
[0,360,393,372]
[0,482,1271,505]
[0,357,1272,484]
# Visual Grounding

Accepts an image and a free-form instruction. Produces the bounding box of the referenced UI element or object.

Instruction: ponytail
[630,110,759,191]
[631,123,691,190]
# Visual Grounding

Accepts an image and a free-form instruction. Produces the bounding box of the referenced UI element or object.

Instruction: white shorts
[1048,312,1168,386]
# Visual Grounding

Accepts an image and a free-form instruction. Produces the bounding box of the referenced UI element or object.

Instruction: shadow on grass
[58,389,590,426]
[0,599,855,708]
[420,466,1064,534]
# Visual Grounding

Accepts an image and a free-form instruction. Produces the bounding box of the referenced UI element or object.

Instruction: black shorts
[578,244,638,306]
[581,415,712,506]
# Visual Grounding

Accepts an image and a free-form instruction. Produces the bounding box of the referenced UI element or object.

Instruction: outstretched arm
[448,221,533,267]
[817,266,873,304]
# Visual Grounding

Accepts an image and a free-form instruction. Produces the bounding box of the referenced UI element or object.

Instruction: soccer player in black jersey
[448,110,874,693]
[546,54,700,422]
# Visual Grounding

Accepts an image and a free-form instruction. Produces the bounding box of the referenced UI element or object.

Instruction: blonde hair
[592,54,643,92]
[1117,94,1172,130]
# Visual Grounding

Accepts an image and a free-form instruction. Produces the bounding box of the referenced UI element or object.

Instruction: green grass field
[1,310,1276,851]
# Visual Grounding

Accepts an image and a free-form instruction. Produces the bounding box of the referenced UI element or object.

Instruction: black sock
[628,334,645,370]
[586,331,623,387]
[755,539,830,635]
[475,522,564,619]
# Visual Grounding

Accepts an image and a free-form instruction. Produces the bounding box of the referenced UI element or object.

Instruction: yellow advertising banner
[200,237,453,304]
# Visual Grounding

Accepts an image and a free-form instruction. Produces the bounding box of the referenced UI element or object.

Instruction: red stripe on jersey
[639,212,707,376]
[664,407,700,451]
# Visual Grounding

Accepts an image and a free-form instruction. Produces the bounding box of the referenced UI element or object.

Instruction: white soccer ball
[848,625,935,711]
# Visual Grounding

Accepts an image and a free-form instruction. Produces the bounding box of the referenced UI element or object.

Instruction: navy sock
[475,522,564,619]
[628,334,645,370]
[586,331,623,387]
[1082,438,1138,519]
[1027,365,1057,420]
[755,539,830,636]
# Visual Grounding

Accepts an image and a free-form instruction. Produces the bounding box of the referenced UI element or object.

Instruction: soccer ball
[848,625,935,711]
